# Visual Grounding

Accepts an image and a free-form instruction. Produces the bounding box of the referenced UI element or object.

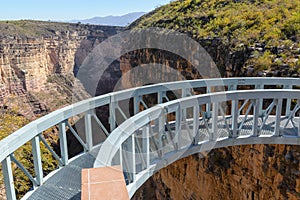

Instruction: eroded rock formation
[0,19,299,200]
[133,144,300,200]
[0,25,123,114]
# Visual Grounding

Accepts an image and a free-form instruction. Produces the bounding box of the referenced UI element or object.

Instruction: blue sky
[0,0,170,21]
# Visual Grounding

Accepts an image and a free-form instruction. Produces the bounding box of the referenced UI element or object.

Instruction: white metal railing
[94,89,300,198]
[1,78,300,200]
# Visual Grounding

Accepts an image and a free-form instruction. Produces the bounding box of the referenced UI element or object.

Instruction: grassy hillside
[131,0,300,73]
[0,20,122,38]
[132,0,299,46]
[0,109,58,199]
[0,20,82,37]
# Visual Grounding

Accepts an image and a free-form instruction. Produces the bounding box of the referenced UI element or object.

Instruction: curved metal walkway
[27,147,99,200]
[1,78,300,200]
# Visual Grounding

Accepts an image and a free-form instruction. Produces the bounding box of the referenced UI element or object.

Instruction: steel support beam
[231,98,239,138]
[142,125,150,170]
[274,99,283,136]
[255,84,264,116]
[211,102,218,141]
[175,105,181,150]
[193,105,200,144]
[84,110,93,151]
[31,135,43,186]
[109,101,116,131]
[2,156,16,200]
[284,85,292,116]
[252,99,260,136]
[59,121,68,165]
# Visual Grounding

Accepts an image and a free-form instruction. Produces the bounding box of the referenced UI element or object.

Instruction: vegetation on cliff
[129,1,300,199]
[0,20,121,38]
[0,19,110,199]
[131,0,300,74]
[0,108,58,198]
[0,20,81,37]
[0,74,90,198]
[0,109,59,199]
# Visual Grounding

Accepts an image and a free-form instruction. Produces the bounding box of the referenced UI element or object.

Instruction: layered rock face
[87,30,300,200]
[0,17,298,200]
[0,24,124,199]
[133,144,300,200]
[0,35,79,99]
[0,25,124,104]
[123,0,300,198]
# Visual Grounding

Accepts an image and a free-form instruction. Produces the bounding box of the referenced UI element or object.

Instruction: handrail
[1,77,300,200]
[94,89,300,198]
[95,89,300,167]
[1,78,299,162]
[0,78,300,162]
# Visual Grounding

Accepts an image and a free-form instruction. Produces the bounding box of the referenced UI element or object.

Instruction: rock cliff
[0,0,299,198]
[0,21,124,199]
[0,21,124,116]
[133,144,300,200]
[128,0,300,199]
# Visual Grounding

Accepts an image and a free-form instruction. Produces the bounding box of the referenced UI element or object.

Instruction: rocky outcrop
[0,25,124,104]
[0,24,124,199]
[133,144,300,200]
[124,3,300,197]
[0,14,298,200]
[0,35,78,98]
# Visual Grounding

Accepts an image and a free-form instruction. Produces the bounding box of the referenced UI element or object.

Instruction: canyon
[127,0,300,198]
[0,22,124,116]
[133,144,300,200]
[0,22,124,199]
[0,0,300,198]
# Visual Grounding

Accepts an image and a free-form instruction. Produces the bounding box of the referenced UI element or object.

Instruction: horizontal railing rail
[1,77,300,200]
[94,89,300,198]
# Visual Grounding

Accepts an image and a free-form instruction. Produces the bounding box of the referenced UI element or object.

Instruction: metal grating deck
[27,116,298,200]
[28,147,100,200]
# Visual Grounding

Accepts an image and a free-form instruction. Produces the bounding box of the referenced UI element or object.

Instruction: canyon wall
[0,25,124,105]
[113,45,300,200]
[71,30,300,200]
[0,24,124,199]
[0,21,299,200]
[133,144,300,200]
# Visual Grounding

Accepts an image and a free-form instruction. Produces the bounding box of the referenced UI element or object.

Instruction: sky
[0,0,171,21]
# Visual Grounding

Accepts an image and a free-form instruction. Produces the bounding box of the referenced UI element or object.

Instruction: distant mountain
[69,12,146,26]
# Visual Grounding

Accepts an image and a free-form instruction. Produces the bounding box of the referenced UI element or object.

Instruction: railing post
[59,120,68,166]
[255,84,263,116]
[211,102,218,141]
[133,95,140,115]
[274,99,283,136]
[85,110,93,151]
[231,98,239,138]
[131,135,136,182]
[252,99,260,136]
[182,88,188,121]
[31,135,43,186]
[229,84,237,108]
[158,109,165,158]
[175,105,181,150]
[142,125,150,169]
[109,100,116,131]
[284,85,292,117]
[158,91,163,104]
[126,134,136,183]
[2,156,16,200]
[193,104,200,144]
[206,87,211,118]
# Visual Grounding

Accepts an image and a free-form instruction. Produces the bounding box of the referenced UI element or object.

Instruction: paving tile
[81,166,129,200]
